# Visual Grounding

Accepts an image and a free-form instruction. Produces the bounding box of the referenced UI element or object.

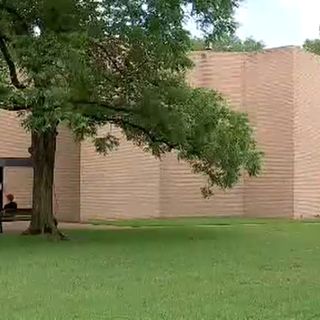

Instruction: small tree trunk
[23,128,67,240]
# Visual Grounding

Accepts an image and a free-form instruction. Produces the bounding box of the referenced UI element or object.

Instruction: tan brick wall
[159,52,245,218]
[0,111,30,158]
[80,125,160,221]
[0,112,80,221]
[243,49,295,217]
[159,154,244,218]
[159,49,296,218]
[293,49,320,218]
[79,47,311,220]
[4,47,320,220]
[54,126,80,222]
[0,111,32,208]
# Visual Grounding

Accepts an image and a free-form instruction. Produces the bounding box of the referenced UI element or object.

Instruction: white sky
[189,0,320,48]
[236,0,320,47]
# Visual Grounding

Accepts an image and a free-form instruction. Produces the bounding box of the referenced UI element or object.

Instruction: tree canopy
[191,35,265,52]
[303,39,320,55]
[0,0,262,235]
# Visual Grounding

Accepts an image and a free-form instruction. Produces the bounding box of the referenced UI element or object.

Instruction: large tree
[0,0,262,238]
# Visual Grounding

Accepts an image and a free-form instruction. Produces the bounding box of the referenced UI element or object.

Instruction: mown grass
[1,219,320,319]
[88,217,291,228]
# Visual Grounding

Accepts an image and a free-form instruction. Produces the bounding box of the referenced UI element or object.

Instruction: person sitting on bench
[3,193,17,214]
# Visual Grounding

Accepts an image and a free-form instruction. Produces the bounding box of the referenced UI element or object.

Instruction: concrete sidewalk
[1,221,125,234]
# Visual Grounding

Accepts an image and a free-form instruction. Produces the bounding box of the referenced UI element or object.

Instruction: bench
[0,209,58,234]
[0,208,32,233]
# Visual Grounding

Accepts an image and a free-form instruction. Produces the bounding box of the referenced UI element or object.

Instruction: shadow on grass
[0,226,246,249]
[0,217,307,250]
[88,217,274,229]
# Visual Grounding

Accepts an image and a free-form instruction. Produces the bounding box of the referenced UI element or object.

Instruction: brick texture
[80,125,160,221]
[0,111,30,158]
[160,52,245,218]
[0,111,31,207]
[0,111,80,221]
[54,127,80,222]
[243,49,295,217]
[80,47,319,220]
[159,49,295,218]
[293,49,320,218]
[2,47,320,220]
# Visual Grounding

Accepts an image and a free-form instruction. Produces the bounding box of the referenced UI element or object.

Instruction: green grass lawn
[1,219,320,319]
[89,217,289,227]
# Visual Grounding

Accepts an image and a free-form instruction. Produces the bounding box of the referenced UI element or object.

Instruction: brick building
[1,46,320,221]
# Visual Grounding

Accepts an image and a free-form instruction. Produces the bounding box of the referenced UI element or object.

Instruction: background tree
[0,0,262,239]
[303,39,320,55]
[191,35,265,51]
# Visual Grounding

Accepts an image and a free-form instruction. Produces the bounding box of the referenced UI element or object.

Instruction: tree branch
[0,36,26,89]
[98,43,122,72]
[109,117,178,150]
[92,40,149,78]
[72,100,134,114]
[73,100,177,149]
[0,2,29,34]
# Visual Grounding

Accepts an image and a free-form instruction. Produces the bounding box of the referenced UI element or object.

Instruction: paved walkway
[2,221,124,234]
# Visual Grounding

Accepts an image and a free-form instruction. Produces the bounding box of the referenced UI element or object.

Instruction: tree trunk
[22,128,67,240]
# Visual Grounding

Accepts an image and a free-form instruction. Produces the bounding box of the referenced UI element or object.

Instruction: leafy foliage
[0,0,262,195]
[303,39,320,55]
[191,35,265,52]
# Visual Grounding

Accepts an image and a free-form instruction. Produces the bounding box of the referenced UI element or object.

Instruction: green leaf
[0,0,262,195]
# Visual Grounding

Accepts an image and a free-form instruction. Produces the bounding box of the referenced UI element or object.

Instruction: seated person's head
[6,194,14,203]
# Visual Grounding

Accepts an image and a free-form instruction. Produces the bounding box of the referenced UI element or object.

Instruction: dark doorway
[0,158,32,211]
[0,158,33,235]
[0,167,3,210]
